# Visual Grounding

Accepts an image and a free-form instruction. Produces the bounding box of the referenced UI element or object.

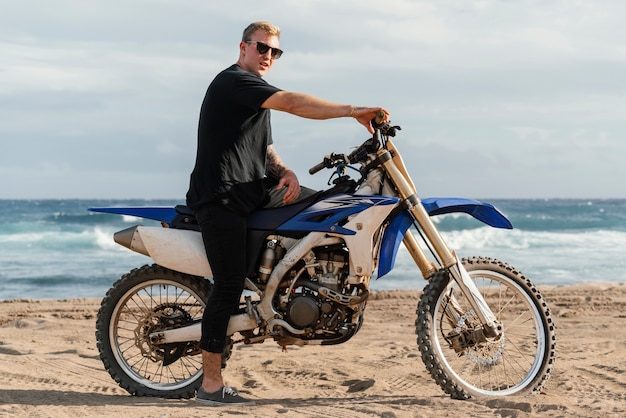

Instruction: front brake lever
[382,125,401,137]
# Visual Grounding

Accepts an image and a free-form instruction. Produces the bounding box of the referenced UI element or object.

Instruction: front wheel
[416,257,556,399]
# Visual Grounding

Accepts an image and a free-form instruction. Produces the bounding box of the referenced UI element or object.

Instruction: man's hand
[276,169,301,204]
[351,107,390,134]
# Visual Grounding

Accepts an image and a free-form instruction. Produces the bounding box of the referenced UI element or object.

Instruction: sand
[1,282,625,418]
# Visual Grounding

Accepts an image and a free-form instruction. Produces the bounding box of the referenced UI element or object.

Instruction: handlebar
[308,111,400,175]
[308,160,327,175]
[308,153,349,175]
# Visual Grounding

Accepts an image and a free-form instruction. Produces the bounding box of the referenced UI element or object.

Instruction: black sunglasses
[245,40,283,59]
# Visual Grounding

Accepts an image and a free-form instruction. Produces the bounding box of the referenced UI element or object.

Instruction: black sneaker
[196,386,255,406]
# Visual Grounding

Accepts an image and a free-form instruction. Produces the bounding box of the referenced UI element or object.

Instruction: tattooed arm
[266,144,289,178]
[267,144,300,204]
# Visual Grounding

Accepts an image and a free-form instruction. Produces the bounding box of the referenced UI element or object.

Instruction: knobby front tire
[416,257,556,399]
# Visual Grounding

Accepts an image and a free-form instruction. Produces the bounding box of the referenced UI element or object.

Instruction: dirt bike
[89,113,556,400]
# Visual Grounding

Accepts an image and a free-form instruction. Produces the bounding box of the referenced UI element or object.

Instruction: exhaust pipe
[113,226,149,256]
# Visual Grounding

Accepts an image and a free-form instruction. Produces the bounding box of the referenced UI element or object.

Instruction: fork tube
[379,140,499,331]
[402,231,437,279]
[381,141,438,278]
[377,143,457,269]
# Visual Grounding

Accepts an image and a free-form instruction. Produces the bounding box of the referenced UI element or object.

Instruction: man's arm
[267,144,300,204]
[262,91,388,134]
[266,144,291,178]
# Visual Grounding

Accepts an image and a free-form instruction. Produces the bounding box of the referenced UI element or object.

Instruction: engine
[283,245,355,334]
[249,238,368,345]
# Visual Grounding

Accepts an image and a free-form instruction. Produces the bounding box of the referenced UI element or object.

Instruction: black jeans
[196,202,248,353]
[196,184,317,353]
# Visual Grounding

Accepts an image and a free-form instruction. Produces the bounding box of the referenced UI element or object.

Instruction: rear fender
[114,226,212,277]
[88,206,179,225]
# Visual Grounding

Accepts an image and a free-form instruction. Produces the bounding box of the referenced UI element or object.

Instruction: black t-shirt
[186,64,282,213]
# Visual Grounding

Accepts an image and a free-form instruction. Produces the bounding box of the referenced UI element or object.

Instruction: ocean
[1,199,625,300]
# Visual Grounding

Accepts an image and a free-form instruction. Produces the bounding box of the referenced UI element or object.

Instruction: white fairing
[131,226,212,277]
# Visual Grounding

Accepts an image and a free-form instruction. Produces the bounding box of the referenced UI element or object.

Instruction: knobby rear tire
[95,264,214,398]
[416,257,556,399]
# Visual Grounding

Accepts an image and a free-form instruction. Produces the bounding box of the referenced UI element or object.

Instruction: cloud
[1,0,625,199]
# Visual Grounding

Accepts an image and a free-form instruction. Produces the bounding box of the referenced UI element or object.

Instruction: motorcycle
[89,114,555,400]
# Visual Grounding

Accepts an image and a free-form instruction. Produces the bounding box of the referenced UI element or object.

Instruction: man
[186,21,389,406]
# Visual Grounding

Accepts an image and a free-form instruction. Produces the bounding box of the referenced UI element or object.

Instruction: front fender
[377,197,513,278]
[378,211,414,278]
[421,197,513,229]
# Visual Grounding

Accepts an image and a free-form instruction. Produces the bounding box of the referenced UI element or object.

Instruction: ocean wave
[388,226,626,286]
[2,199,625,298]
[0,226,126,251]
[438,226,626,251]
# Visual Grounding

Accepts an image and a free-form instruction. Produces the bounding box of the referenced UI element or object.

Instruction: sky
[2,0,625,200]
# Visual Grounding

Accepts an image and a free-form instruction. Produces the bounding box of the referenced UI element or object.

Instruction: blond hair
[242,21,280,41]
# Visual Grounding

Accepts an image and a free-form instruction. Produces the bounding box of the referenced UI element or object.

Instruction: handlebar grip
[371,110,386,130]
[375,110,386,125]
[308,161,326,175]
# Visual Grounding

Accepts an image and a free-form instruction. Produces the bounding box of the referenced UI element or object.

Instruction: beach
[1,283,625,418]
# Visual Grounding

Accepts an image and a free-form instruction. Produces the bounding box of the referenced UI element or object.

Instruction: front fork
[379,140,501,338]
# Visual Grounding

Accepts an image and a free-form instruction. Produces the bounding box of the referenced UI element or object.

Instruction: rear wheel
[416,257,556,399]
[96,264,221,398]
